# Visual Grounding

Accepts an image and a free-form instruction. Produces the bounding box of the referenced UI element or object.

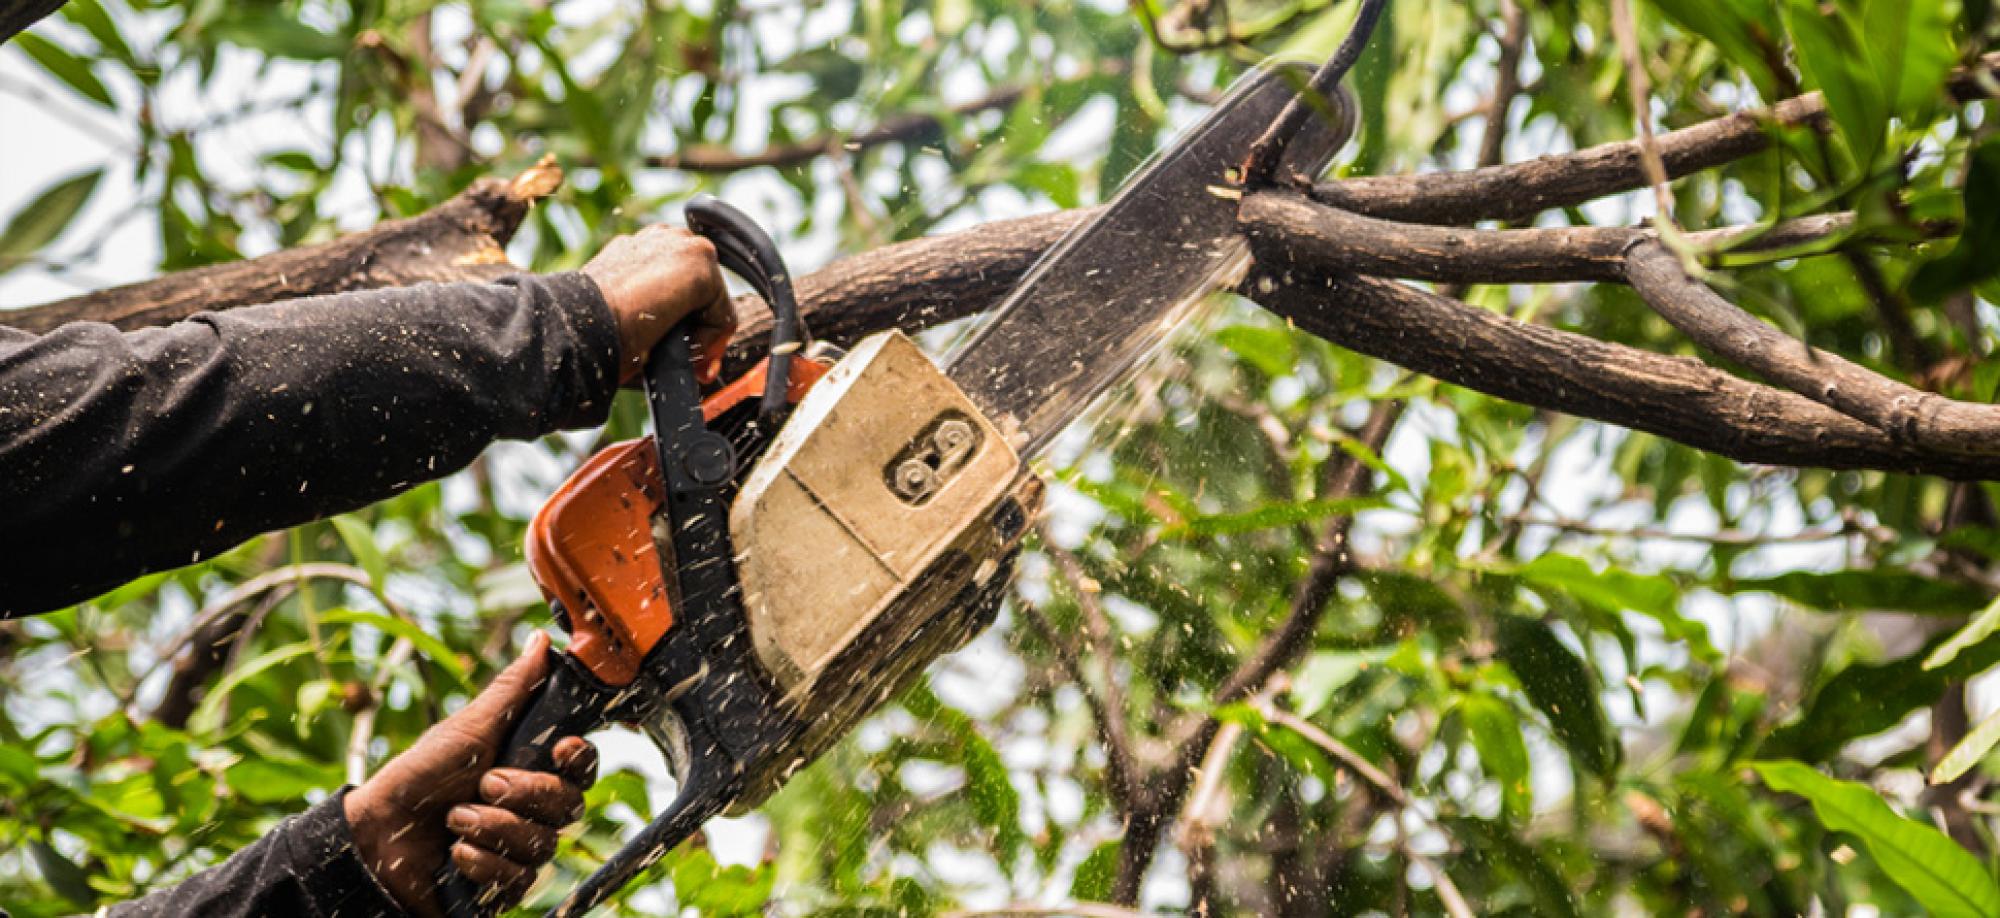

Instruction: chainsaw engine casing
[523,330,1039,815]
[726,330,1040,808]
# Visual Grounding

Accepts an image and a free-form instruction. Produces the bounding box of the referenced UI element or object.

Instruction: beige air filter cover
[728,330,1024,695]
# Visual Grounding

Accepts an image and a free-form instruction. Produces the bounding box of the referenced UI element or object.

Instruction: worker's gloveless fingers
[448,803,562,863]
[451,840,537,903]
[551,735,600,789]
[481,767,586,826]
[691,287,739,384]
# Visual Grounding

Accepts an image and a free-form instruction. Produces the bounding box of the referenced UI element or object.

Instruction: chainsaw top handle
[683,194,805,420]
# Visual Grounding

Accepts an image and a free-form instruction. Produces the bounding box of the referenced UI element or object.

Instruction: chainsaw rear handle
[683,194,805,420]
[438,317,718,918]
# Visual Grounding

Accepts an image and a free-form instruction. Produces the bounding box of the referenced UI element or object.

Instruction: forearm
[0,273,620,616]
[104,790,404,918]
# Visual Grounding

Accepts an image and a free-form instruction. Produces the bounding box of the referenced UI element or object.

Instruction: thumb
[446,631,553,745]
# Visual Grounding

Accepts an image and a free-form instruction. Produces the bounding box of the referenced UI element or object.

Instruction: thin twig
[1015,594,1140,809]
[1509,515,1858,547]
[1257,704,1406,806]
[1241,0,1391,187]
[1609,0,1676,227]
[347,637,416,784]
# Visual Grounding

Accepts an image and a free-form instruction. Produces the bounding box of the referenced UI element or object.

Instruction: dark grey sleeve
[103,789,404,918]
[0,273,621,617]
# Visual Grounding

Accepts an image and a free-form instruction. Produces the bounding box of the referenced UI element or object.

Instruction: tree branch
[1111,400,1397,902]
[2,158,563,333]
[1310,93,1823,226]
[1623,239,2000,460]
[1241,259,2000,481]
[1242,190,1878,284]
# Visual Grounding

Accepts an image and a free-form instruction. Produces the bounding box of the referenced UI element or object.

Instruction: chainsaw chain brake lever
[683,194,806,421]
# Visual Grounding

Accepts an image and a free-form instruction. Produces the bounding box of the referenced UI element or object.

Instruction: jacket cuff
[289,787,407,916]
[534,271,624,429]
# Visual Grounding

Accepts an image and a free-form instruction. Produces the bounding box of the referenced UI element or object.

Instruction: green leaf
[0,744,39,790]
[331,515,388,594]
[1214,702,1341,786]
[1517,554,1711,655]
[1162,495,1384,539]
[321,608,470,687]
[1648,0,1785,98]
[30,839,97,906]
[1292,650,1380,717]
[208,12,345,60]
[1495,616,1620,779]
[1216,324,1300,379]
[1860,0,1956,120]
[1932,706,2000,785]
[62,0,135,66]
[190,642,316,730]
[1460,693,1531,817]
[902,685,1024,854]
[1783,0,1888,169]
[0,168,103,271]
[668,847,774,916]
[1753,760,2000,918]
[1765,626,2000,760]
[1726,568,1989,615]
[13,32,114,107]
[225,756,342,804]
[1913,139,2000,300]
[1925,593,2000,670]
[1071,840,1121,901]
[1440,816,1580,918]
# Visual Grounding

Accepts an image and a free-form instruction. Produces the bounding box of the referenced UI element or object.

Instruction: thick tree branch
[1624,239,2000,460]
[1307,53,2000,228]
[1311,94,1823,225]
[1239,260,2000,480]
[1,158,563,333]
[1241,190,1869,284]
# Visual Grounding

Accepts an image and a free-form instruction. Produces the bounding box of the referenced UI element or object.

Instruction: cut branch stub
[3,157,564,334]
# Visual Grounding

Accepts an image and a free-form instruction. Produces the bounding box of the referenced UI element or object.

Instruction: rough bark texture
[1310,94,1823,226]
[1241,191,1862,284]
[1,158,563,333]
[1239,260,2000,481]
[1624,240,2000,459]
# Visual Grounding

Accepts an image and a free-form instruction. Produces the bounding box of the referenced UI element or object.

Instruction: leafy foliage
[2,0,2000,915]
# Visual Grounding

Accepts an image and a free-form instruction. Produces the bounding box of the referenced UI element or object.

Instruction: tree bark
[1,158,563,333]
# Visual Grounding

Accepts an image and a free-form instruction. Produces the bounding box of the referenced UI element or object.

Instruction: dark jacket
[103,790,402,917]
[2,274,618,914]
[1,272,619,616]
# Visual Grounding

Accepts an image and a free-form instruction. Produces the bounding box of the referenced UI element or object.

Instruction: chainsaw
[440,61,1354,917]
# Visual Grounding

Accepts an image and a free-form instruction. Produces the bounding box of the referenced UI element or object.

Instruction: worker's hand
[344,632,600,917]
[582,224,738,384]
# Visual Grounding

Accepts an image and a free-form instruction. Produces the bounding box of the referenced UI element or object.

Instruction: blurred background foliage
[5,0,2000,914]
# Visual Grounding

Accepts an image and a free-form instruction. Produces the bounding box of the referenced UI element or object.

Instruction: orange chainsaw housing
[524,356,831,687]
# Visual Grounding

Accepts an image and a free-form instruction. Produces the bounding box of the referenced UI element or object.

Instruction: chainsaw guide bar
[449,61,1357,917]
